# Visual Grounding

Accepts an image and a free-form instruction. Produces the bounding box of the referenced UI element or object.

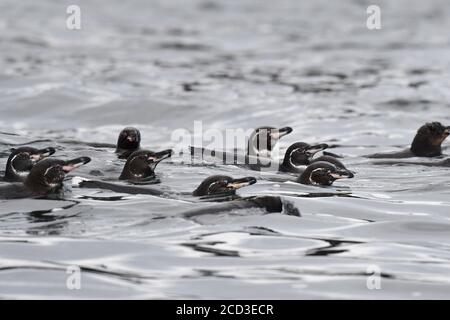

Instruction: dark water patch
[192,269,235,279]
[305,238,362,257]
[409,80,428,88]
[0,131,19,136]
[380,98,435,108]
[78,195,126,201]
[182,242,240,257]
[9,36,49,48]
[0,200,79,217]
[158,42,211,51]
[276,266,396,280]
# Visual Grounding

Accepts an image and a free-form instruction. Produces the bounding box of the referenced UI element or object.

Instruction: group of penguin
[1,121,449,215]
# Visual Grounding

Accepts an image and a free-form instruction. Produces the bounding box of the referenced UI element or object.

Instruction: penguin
[297,161,354,186]
[78,174,257,198]
[247,126,293,157]
[55,127,141,154]
[76,174,297,216]
[190,140,345,175]
[279,142,331,173]
[119,149,173,181]
[75,149,173,194]
[365,122,450,158]
[116,127,141,159]
[192,175,257,196]
[2,147,56,182]
[189,126,293,163]
[0,157,91,200]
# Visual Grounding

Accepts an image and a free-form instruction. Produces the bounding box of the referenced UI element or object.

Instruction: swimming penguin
[56,127,141,158]
[365,122,450,158]
[192,175,257,196]
[78,174,257,197]
[190,140,344,174]
[279,142,330,173]
[2,147,56,182]
[119,149,173,181]
[297,161,354,186]
[76,174,297,215]
[189,126,293,162]
[247,126,293,157]
[0,157,91,200]
[116,127,141,159]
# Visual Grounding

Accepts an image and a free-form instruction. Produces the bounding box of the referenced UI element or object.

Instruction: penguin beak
[271,127,293,139]
[62,157,91,173]
[148,149,173,164]
[30,147,56,162]
[330,169,354,180]
[226,177,257,190]
[306,143,329,156]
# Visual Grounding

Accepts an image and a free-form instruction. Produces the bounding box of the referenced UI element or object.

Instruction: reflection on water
[1,0,450,299]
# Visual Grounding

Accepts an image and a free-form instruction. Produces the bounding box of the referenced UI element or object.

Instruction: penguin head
[247,126,293,156]
[411,122,450,156]
[282,142,329,169]
[4,146,56,182]
[116,127,141,151]
[24,157,91,194]
[119,149,172,181]
[193,175,257,196]
[298,161,354,186]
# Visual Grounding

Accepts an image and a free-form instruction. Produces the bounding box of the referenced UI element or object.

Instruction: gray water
[1,0,450,299]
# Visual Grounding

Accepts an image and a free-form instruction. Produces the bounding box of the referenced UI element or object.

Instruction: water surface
[1,0,450,299]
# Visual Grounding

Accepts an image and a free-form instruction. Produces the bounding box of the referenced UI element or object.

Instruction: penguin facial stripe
[43,165,65,188]
[209,181,225,188]
[10,153,31,176]
[289,148,305,168]
[309,168,330,185]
